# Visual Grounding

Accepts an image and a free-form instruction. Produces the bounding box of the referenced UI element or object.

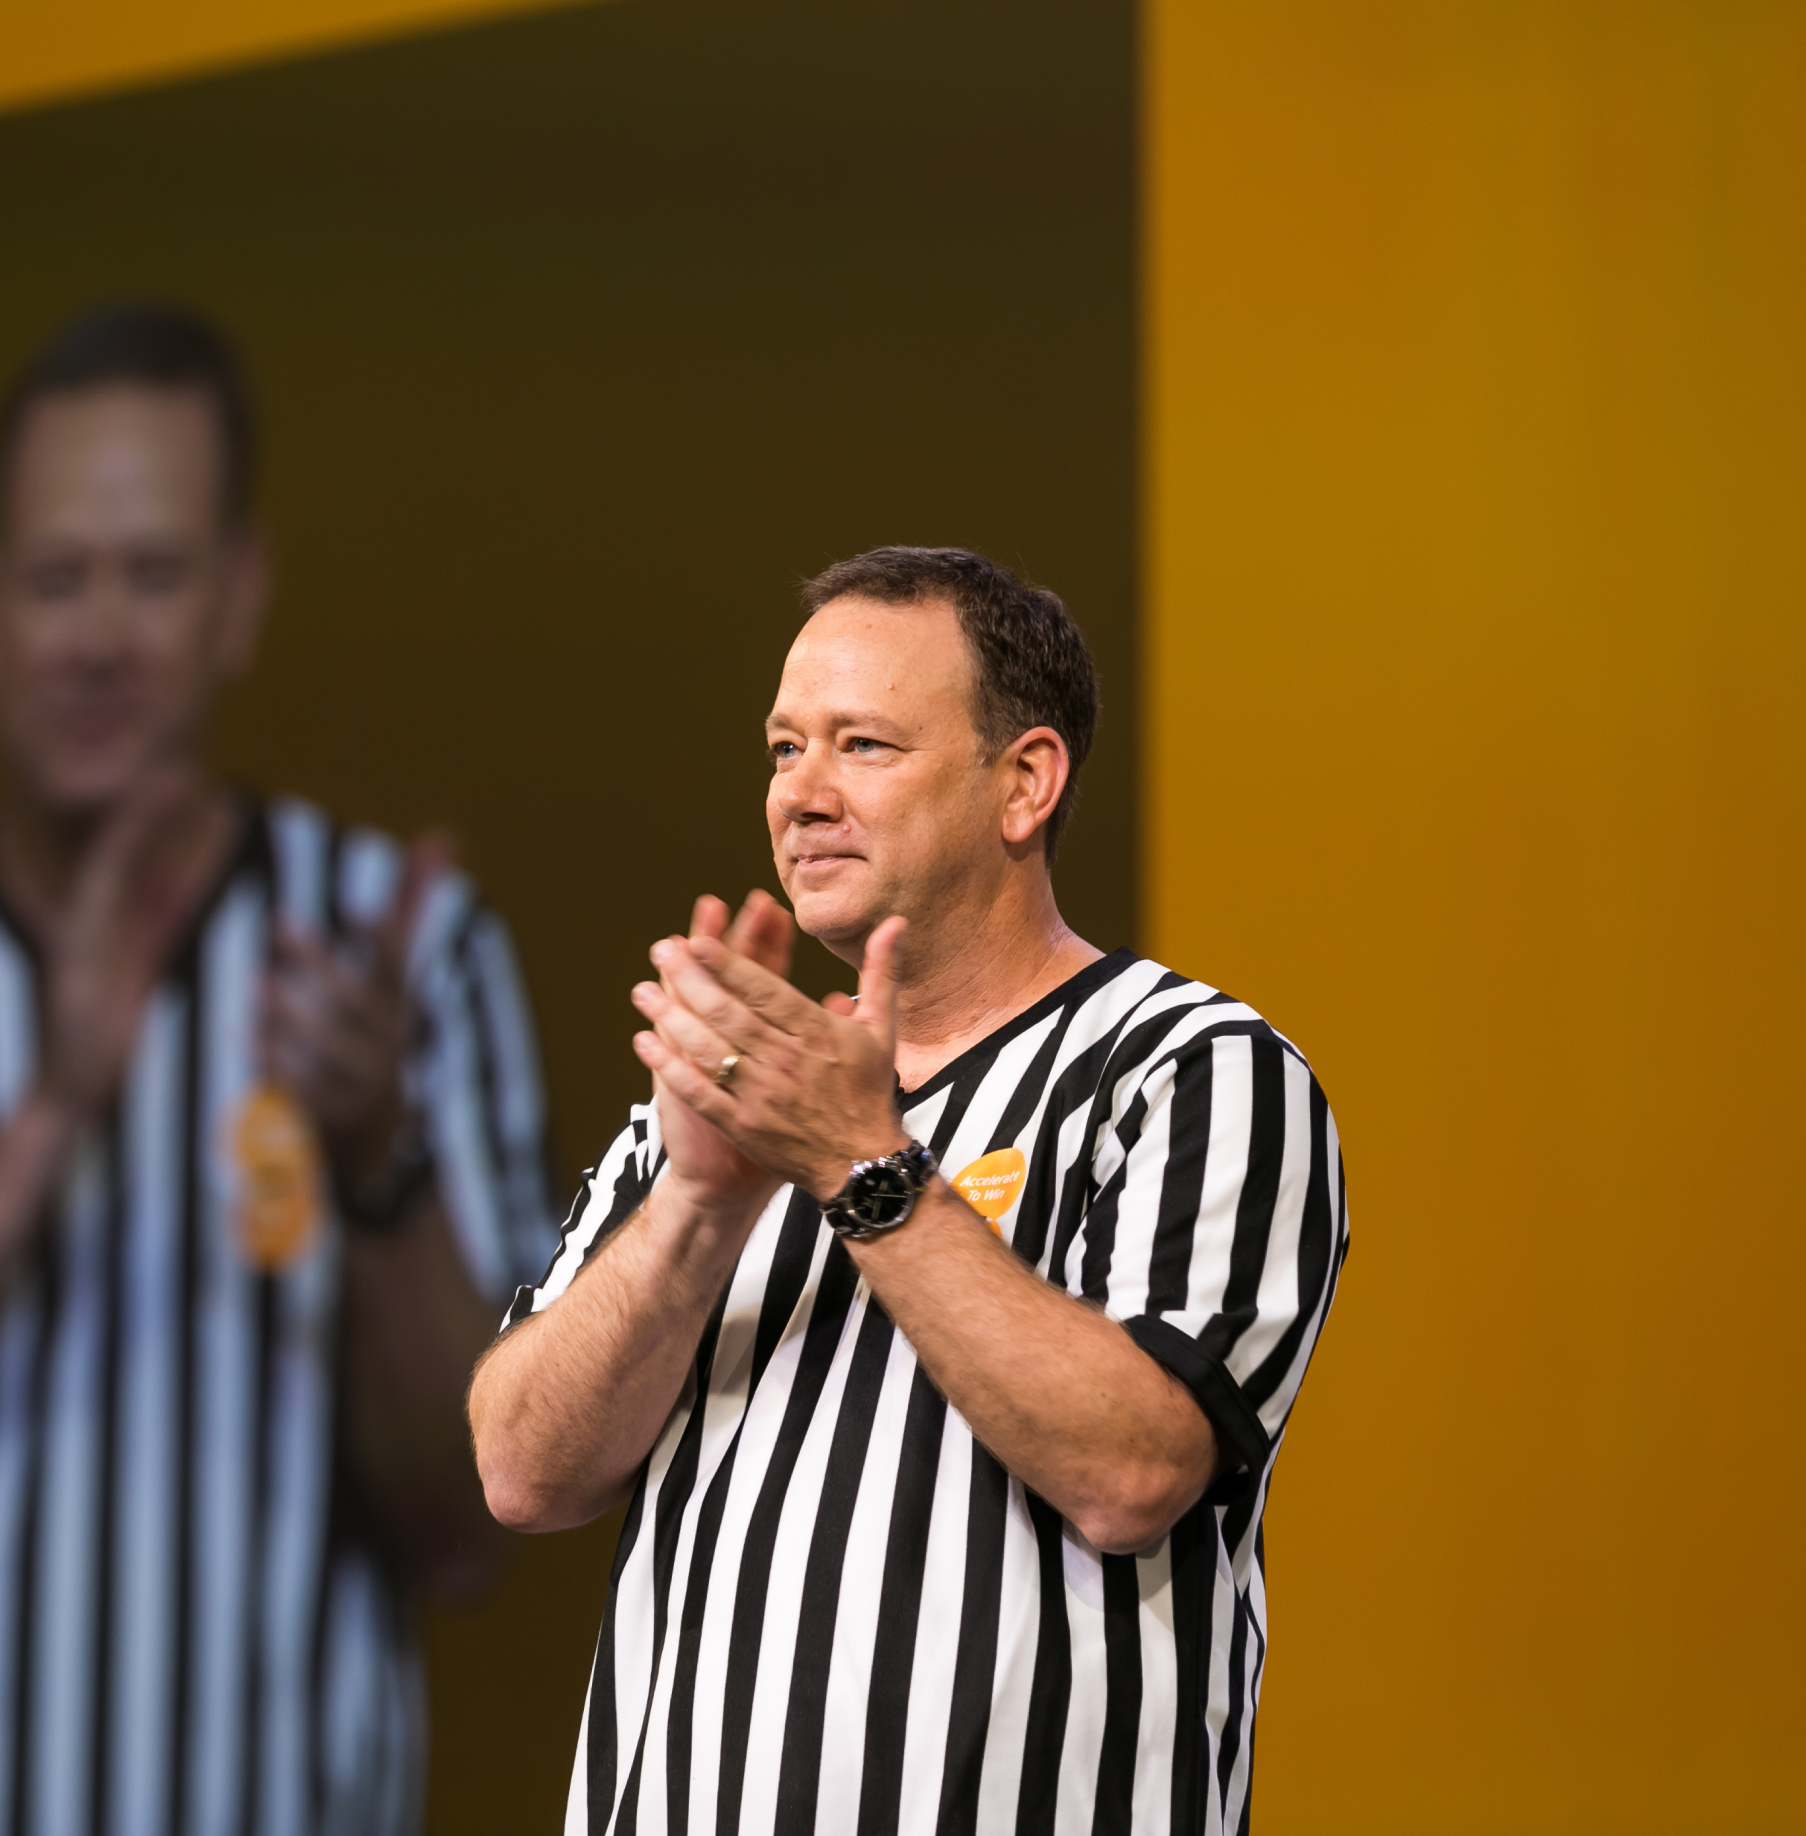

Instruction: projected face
[0,386,263,821]
[764,593,1011,963]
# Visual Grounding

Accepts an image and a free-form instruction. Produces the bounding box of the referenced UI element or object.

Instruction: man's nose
[64,569,137,663]
[773,741,844,824]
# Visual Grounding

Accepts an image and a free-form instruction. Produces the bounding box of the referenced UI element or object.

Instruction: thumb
[374,828,459,974]
[854,916,907,1045]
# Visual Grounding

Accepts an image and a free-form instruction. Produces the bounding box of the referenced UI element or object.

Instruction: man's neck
[889,873,1103,1092]
[0,772,238,945]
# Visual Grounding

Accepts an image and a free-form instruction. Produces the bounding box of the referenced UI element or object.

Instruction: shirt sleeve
[500,1101,665,1331]
[404,870,562,1305]
[1086,1020,1350,1491]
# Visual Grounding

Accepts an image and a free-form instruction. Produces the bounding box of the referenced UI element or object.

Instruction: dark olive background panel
[0,1,1134,1827]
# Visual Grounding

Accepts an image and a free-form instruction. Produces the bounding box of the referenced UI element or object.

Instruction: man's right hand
[649,889,795,1217]
[39,768,227,1122]
[472,886,804,1531]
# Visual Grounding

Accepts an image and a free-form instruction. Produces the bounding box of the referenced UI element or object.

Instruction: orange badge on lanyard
[230,1084,323,1270]
[951,1147,1027,1235]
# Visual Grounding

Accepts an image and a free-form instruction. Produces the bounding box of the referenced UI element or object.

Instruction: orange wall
[0,0,582,114]
[1146,3,1805,1830]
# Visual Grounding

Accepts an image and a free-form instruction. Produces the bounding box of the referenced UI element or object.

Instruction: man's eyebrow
[764,708,905,735]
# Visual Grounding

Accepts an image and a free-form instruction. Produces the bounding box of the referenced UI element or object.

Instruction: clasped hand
[630,892,910,1205]
[261,834,450,1189]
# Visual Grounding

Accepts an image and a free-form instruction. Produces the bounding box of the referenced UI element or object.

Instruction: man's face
[0,385,262,821]
[765,594,1007,957]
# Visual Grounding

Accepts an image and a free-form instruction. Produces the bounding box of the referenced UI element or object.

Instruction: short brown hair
[0,302,256,530]
[801,546,1100,863]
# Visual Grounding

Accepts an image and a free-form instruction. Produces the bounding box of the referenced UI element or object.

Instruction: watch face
[852,1161,917,1227]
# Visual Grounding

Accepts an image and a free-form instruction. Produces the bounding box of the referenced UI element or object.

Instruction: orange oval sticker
[952,1147,1027,1234]
[230,1084,323,1270]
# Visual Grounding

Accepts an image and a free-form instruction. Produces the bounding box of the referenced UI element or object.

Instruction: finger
[725,890,795,980]
[366,828,459,983]
[649,938,787,1048]
[631,1029,746,1133]
[631,979,743,1077]
[822,992,856,1018]
[855,916,908,1044]
[271,922,332,978]
[685,933,820,1033]
[689,895,730,943]
[76,765,204,913]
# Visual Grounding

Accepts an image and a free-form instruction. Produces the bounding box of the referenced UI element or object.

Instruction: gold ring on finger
[715,1053,744,1085]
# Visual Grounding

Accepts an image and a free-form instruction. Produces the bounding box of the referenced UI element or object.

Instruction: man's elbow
[1072,1459,1216,1555]
[475,1449,603,1535]
[477,1460,551,1534]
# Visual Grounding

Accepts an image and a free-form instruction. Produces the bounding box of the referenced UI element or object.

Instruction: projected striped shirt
[507,949,1349,1836]
[0,796,557,1836]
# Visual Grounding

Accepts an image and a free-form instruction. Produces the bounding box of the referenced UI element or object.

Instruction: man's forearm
[851,1182,1217,1553]
[340,1188,513,1598]
[470,1176,765,1534]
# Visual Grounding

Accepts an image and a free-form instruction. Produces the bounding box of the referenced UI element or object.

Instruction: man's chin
[789,889,885,963]
[21,753,157,826]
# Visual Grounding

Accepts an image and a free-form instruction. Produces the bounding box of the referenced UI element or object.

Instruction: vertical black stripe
[168,961,204,1836]
[854,1366,948,1836]
[1040,1009,1197,1290]
[1006,1026,1124,1276]
[1089,1554,1142,1836]
[611,1340,720,1836]
[773,1305,896,1832]
[87,1128,125,1836]
[1011,1494,1072,1836]
[663,1189,826,1833]
[933,1449,1011,1836]
[1077,1077,1156,1303]
[1213,1590,1250,1819]
[981,1004,1081,1158]
[662,1435,742,1836]
[8,1243,57,1836]
[1234,1525,1267,1836]
[1165,1506,1213,1836]
[750,1192,825,1393]
[585,1479,647,1829]
[1146,1045,1213,1314]
[237,1273,277,1835]
[1198,1036,1287,1367]
[714,1242,861,1836]
[322,821,348,944]
[1245,1074,1331,1409]
[453,918,516,1259]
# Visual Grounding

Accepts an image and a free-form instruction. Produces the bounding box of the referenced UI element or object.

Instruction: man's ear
[214,524,269,680]
[1000,725,1071,850]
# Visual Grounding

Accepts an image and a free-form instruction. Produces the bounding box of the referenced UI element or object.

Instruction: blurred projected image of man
[0,304,558,1833]
[472,547,1350,1833]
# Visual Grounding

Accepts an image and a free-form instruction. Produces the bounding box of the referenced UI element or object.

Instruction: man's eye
[24,560,83,600]
[848,737,886,755]
[128,552,189,594]
[770,741,800,762]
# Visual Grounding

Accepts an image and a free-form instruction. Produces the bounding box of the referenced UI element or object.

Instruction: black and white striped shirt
[0,796,557,1836]
[508,949,1348,1835]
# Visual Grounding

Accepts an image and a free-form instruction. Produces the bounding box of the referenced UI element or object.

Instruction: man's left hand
[261,834,448,1188]
[630,913,910,1200]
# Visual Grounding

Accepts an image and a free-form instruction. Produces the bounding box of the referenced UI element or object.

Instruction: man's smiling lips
[790,850,863,874]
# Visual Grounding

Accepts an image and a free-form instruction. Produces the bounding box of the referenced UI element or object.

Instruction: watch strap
[335,1117,434,1235]
[822,1140,937,1240]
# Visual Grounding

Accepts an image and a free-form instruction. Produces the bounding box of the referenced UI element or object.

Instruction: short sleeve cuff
[1124,1315,1272,1499]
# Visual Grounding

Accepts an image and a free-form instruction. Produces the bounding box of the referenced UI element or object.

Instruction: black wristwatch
[335,1115,435,1235]
[821,1141,938,1241]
